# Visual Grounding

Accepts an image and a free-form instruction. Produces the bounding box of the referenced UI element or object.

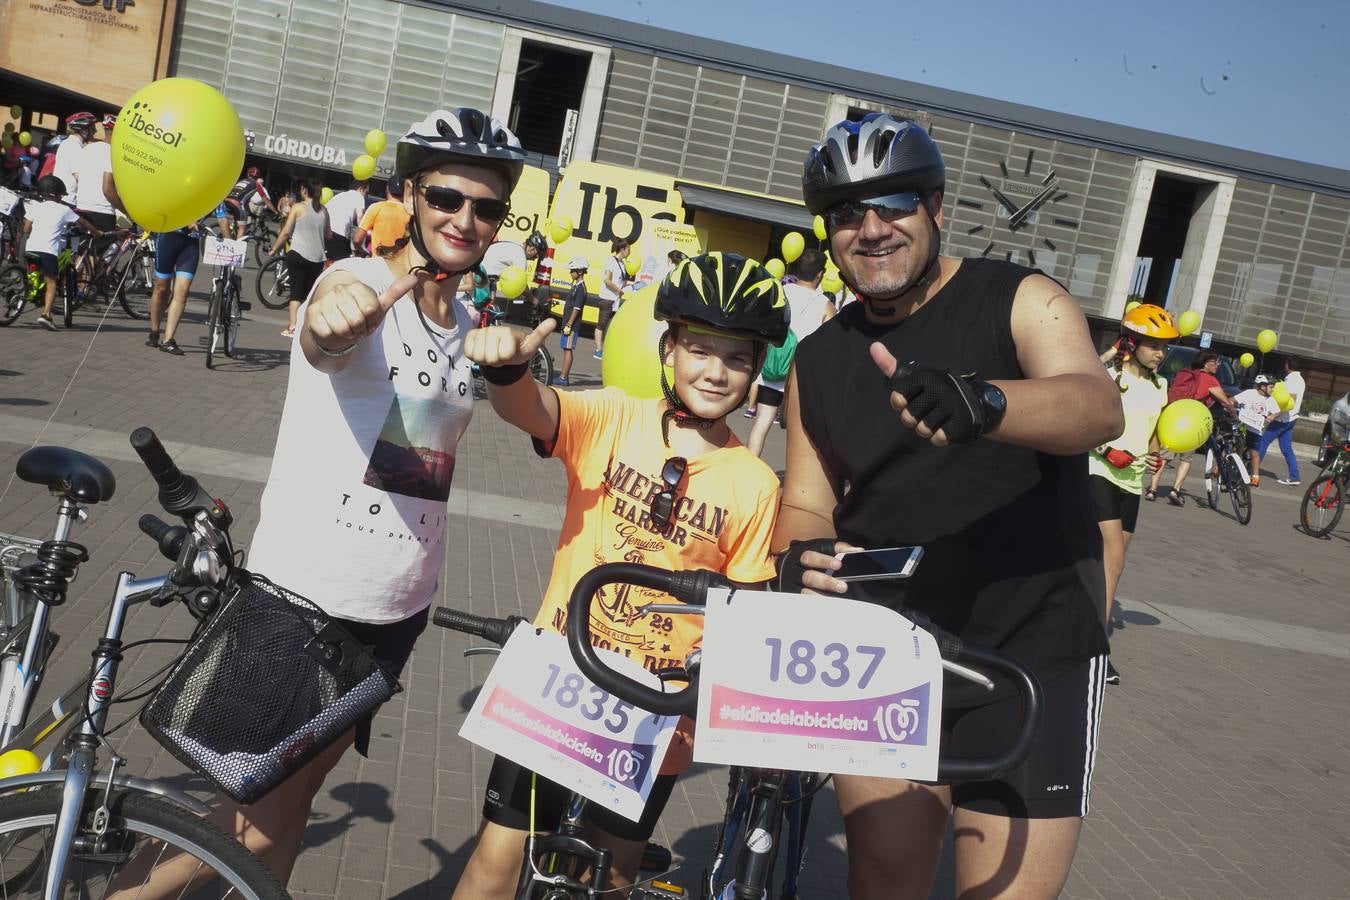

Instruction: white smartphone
[834,546,925,582]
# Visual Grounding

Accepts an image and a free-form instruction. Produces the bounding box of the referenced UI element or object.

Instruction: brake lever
[464,646,502,659]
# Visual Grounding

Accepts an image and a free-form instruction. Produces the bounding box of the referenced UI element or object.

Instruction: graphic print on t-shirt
[362,395,456,501]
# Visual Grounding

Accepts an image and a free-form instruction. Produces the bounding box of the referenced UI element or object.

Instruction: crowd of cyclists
[4,97,1341,900]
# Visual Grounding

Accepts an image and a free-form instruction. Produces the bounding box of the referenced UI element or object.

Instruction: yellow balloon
[601,284,671,399]
[320,186,334,205]
[1156,399,1213,453]
[764,258,785,280]
[0,749,41,778]
[549,216,574,245]
[781,232,805,264]
[1177,309,1201,337]
[821,268,844,294]
[352,154,376,181]
[812,214,827,241]
[1238,352,1255,368]
[624,253,641,278]
[0,134,9,150]
[1276,391,1294,412]
[18,131,30,147]
[2,122,11,133]
[112,78,245,232]
[1123,300,1141,314]
[364,128,387,157]
[497,265,528,299]
[1271,382,1290,404]
[1256,329,1278,354]
[8,105,19,119]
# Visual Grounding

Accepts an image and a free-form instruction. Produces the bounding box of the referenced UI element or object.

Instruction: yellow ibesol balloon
[364,128,387,158]
[1238,352,1255,369]
[18,131,30,147]
[111,78,245,232]
[1156,399,1213,453]
[1271,382,1293,412]
[601,284,672,400]
[1177,309,1201,337]
[497,265,528,299]
[812,214,827,241]
[320,186,334,205]
[352,154,376,181]
[763,258,785,280]
[1256,328,1278,354]
[781,232,805,264]
[821,267,844,294]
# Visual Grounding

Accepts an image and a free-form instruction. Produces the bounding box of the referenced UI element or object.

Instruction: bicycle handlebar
[432,607,526,646]
[129,427,225,523]
[565,562,1045,782]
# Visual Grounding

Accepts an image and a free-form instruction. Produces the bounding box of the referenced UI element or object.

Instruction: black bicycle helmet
[395,108,526,278]
[655,252,790,347]
[802,113,946,215]
[36,175,66,198]
[653,252,790,444]
[524,230,548,257]
[395,107,526,193]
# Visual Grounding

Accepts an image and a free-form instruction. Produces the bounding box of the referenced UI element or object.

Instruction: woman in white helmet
[122,108,526,896]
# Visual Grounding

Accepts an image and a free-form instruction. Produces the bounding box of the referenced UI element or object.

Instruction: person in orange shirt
[455,252,789,899]
[351,180,411,256]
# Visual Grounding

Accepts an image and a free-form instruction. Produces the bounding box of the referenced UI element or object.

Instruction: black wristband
[480,362,530,386]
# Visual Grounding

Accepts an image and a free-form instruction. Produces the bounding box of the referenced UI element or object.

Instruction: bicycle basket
[140,572,401,804]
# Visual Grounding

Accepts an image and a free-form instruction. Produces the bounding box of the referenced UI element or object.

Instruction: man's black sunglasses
[823,191,925,230]
[419,185,510,223]
[649,456,688,532]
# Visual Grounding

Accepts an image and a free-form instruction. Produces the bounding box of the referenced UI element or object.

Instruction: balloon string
[0,232,152,510]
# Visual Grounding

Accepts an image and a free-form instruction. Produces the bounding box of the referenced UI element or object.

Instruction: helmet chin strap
[656,330,764,447]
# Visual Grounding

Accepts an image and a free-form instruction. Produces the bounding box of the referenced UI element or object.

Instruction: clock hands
[1008,179,1060,231]
[980,176,1020,217]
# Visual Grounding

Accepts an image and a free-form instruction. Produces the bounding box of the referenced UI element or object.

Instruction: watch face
[956,148,1079,266]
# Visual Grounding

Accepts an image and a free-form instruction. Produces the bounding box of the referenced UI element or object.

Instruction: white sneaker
[36,315,56,331]
[1277,478,1301,486]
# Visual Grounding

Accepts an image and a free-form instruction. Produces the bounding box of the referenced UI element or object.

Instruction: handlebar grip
[432,607,522,647]
[935,643,1045,782]
[567,563,714,719]
[138,514,187,562]
[130,427,199,510]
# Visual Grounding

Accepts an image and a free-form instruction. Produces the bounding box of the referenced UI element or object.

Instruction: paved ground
[1,281,1347,899]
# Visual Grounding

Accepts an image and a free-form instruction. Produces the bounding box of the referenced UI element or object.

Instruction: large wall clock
[954,149,1080,267]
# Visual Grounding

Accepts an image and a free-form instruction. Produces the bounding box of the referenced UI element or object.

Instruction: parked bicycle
[0,430,291,898]
[433,563,1043,900]
[203,235,255,369]
[1202,416,1253,525]
[1300,437,1349,538]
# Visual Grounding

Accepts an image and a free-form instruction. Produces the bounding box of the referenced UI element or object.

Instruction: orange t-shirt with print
[535,387,780,771]
[358,200,410,254]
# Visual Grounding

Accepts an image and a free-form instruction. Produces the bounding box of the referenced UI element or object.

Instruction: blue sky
[549,0,1347,170]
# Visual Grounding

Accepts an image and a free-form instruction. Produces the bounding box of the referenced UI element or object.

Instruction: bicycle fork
[42,571,141,899]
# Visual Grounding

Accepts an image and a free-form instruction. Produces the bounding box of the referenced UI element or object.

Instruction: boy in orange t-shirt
[456,252,789,898]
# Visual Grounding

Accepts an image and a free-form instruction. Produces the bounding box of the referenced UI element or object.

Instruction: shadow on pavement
[305,781,396,850]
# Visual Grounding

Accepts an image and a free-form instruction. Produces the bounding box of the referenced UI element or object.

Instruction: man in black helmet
[773,113,1124,899]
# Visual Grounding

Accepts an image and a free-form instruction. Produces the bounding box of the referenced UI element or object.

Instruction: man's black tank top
[795,258,1108,704]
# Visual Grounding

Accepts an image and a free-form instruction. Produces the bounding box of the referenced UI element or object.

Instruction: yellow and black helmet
[655,252,791,347]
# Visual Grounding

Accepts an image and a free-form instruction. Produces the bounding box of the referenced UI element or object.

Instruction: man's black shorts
[944,653,1107,819]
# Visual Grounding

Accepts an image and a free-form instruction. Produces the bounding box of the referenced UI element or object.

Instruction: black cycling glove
[774,538,841,593]
[886,362,988,444]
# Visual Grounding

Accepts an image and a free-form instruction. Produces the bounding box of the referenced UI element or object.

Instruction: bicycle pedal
[641,841,673,872]
[238,300,253,311]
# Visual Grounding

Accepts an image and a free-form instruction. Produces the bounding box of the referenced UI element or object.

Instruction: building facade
[5,0,1348,388]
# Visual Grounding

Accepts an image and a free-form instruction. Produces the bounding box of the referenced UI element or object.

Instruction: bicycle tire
[0,263,25,326]
[1223,455,1252,525]
[255,256,290,310]
[252,224,275,267]
[1205,455,1220,511]
[60,267,76,328]
[1299,473,1345,537]
[117,251,155,320]
[530,345,554,386]
[223,284,239,358]
[205,286,222,369]
[0,787,290,899]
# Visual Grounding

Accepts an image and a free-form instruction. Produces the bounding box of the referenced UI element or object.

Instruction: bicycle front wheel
[118,251,155,320]
[254,257,289,310]
[223,287,240,358]
[530,345,554,386]
[1300,473,1345,537]
[205,287,222,369]
[0,264,25,326]
[1223,455,1252,525]
[0,787,289,899]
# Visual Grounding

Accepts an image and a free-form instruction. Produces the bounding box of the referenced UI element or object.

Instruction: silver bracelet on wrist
[313,338,358,358]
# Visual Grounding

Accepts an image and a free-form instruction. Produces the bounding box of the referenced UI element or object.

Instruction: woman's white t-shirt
[248,258,476,623]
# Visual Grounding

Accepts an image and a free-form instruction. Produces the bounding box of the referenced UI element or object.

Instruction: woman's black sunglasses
[419,185,510,223]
